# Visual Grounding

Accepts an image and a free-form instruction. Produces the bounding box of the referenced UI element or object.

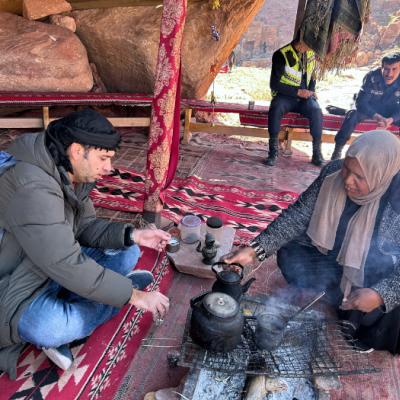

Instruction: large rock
[23,0,71,20]
[0,12,93,91]
[379,20,400,49]
[72,0,264,98]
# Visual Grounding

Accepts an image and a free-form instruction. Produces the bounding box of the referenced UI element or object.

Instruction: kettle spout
[241,277,256,294]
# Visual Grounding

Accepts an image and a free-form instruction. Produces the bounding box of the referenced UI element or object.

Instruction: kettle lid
[203,292,239,318]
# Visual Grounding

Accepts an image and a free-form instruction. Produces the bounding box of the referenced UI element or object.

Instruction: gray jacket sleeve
[5,179,133,308]
[76,195,132,249]
[251,162,342,258]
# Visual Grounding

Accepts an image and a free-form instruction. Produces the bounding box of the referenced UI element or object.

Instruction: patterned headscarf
[307,130,400,295]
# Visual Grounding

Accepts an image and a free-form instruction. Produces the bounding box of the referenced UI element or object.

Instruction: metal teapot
[196,233,218,265]
[211,261,256,301]
[189,291,244,352]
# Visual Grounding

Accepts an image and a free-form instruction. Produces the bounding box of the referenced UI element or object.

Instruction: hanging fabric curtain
[144,0,187,215]
[300,0,370,74]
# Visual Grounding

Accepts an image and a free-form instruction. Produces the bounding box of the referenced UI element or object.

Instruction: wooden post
[183,108,192,144]
[293,0,307,37]
[42,106,50,129]
[284,127,294,155]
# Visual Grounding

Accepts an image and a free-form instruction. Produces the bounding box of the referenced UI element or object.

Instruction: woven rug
[90,167,298,244]
[0,249,174,400]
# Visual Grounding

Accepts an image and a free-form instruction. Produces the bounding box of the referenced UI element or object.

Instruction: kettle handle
[211,261,244,279]
[190,291,209,308]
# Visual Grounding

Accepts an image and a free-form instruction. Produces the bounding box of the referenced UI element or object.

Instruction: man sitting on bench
[267,33,324,167]
[332,52,400,160]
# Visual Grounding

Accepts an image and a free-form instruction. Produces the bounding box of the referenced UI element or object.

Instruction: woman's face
[341,157,370,197]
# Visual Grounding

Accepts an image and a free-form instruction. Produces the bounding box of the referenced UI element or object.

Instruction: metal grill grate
[178,297,380,378]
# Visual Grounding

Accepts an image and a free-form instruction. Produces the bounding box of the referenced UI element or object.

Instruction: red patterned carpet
[0,249,174,400]
[2,128,400,399]
[91,167,298,244]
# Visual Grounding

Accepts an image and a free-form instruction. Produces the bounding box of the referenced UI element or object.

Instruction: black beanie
[45,108,121,173]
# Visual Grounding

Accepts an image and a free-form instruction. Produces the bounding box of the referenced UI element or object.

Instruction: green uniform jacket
[0,132,134,378]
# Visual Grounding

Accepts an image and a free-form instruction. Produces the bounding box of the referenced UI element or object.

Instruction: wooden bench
[0,92,153,129]
[182,100,400,150]
[1,94,399,151]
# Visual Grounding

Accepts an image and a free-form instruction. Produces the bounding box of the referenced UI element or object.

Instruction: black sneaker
[43,344,73,370]
[340,321,374,353]
[126,270,154,290]
[352,340,374,353]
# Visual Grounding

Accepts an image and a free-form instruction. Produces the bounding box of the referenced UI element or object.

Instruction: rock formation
[23,0,72,20]
[0,12,93,91]
[71,0,264,98]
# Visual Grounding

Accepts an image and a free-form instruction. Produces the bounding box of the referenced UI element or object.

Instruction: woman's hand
[132,229,171,251]
[340,288,384,313]
[222,246,257,266]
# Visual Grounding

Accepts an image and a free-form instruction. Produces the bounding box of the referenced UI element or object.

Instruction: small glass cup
[180,215,202,244]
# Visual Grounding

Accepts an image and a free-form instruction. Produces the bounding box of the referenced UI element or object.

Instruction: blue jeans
[18,245,140,348]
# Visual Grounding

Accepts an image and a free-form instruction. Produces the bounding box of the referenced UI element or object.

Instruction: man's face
[341,157,370,198]
[70,144,115,183]
[382,62,400,85]
[294,41,311,54]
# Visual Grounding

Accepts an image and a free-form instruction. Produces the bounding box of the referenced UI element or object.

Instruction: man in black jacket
[267,37,324,167]
[332,52,400,160]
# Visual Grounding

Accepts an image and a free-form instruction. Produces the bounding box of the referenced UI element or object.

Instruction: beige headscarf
[306,130,400,297]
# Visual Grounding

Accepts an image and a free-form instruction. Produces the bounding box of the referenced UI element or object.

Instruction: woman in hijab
[225,130,400,353]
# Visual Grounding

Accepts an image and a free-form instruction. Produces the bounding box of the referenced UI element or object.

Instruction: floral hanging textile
[144,0,187,212]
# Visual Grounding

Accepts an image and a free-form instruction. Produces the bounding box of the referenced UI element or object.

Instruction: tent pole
[293,0,307,37]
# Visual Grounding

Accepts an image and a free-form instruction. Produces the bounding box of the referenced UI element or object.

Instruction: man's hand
[373,113,386,128]
[129,289,170,319]
[132,229,171,251]
[340,288,384,313]
[381,117,394,129]
[297,89,314,99]
[222,246,257,266]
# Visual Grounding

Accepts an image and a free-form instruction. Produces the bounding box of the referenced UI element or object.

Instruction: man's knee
[119,244,141,273]
[19,314,79,348]
[305,101,322,120]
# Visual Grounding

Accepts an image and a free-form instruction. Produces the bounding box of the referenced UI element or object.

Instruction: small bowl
[166,237,180,253]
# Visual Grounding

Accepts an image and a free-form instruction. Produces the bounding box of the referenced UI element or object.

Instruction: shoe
[352,340,374,354]
[265,138,278,166]
[126,269,154,290]
[311,141,325,166]
[340,321,374,353]
[43,344,73,370]
[265,156,277,166]
[331,144,344,161]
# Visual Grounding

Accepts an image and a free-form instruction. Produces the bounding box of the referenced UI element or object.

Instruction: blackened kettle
[189,291,244,352]
[211,261,256,301]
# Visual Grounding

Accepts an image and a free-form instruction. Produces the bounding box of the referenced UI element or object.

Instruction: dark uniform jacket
[355,68,400,122]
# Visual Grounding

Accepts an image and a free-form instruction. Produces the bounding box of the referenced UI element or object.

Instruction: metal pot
[211,261,256,301]
[189,291,244,352]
